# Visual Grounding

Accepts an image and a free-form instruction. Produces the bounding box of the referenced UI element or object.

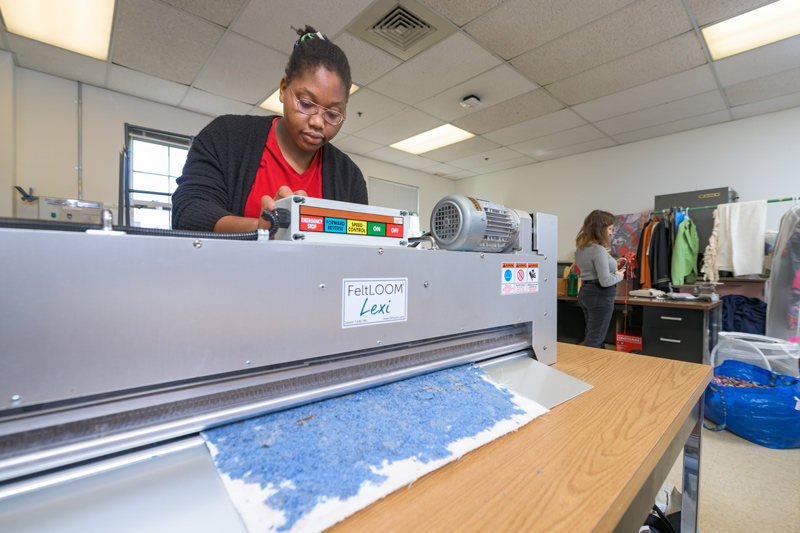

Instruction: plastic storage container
[710,332,800,377]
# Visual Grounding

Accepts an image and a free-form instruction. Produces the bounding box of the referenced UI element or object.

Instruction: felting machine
[0,195,582,531]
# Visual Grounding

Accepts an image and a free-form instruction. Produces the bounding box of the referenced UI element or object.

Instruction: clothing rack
[649,195,799,215]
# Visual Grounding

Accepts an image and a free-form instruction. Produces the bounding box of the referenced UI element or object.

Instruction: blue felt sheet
[202,364,544,532]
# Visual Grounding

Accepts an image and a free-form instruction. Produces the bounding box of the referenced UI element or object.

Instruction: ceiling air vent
[347,0,455,61]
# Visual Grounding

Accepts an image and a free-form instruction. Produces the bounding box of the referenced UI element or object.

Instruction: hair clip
[293,31,325,49]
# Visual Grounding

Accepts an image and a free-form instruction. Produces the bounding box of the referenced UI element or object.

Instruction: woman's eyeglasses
[288,86,345,126]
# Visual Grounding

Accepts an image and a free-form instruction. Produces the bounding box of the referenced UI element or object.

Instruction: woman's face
[607,225,614,236]
[279,67,347,154]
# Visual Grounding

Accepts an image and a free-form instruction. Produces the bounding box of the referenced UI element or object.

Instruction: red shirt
[243,118,323,218]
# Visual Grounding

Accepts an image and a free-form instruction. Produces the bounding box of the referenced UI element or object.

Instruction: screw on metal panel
[319,284,326,291]
[543,345,548,350]
[460,327,464,331]
[11,395,20,405]
[480,252,485,259]
[378,248,383,255]
[193,240,202,248]
[544,312,548,316]
[245,361,252,367]
[377,340,381,345]
[400,210,408,216]
[424,281,429,287]
[545,256,548,260]
[399,241,407,246]
[292,234,305,240]
[293,196,306,204]
[544,278,548,282]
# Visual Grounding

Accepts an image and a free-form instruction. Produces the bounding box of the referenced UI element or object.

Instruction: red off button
[386,224,403,237]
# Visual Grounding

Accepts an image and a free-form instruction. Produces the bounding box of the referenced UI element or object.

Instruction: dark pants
[578,282,616,349]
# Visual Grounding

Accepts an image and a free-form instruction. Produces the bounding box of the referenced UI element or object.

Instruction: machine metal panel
[1,225,555,410]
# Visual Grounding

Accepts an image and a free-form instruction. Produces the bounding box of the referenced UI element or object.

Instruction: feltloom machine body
[0,195,588,532]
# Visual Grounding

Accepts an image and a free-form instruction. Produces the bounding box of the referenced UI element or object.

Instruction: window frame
[120,124,193,228]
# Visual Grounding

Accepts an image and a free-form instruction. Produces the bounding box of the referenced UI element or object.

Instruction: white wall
[456,106,800,260]
[9,68,213,211]
[350,154,457,231]
[0,50,14,217]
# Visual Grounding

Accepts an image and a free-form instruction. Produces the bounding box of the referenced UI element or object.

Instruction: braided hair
[286,25,352,97]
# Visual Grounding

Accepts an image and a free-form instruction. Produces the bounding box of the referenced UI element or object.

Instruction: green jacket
[671,217,699,285]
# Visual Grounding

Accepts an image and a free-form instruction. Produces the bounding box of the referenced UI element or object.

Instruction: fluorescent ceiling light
[259,84,360,114]
[0,0,115,61]
[390,125,474,155]
[702,0,800,60]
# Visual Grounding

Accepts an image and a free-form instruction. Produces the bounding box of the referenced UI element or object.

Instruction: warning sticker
[501,262,539,295]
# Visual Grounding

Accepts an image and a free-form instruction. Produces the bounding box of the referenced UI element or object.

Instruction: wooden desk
[330,344,712,533]
[557,295,723,364]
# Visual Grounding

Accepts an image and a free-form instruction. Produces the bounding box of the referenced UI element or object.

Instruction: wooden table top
[328,343,712,533]
[558,294,723,311]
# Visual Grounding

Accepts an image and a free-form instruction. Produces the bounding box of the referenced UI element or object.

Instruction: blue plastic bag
[704,360,800,449]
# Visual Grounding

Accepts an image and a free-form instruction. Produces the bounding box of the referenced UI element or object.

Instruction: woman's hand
[257,187,307,230]
[616,268,626,279]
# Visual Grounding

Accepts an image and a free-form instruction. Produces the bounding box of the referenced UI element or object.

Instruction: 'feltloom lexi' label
[342,278,407,328]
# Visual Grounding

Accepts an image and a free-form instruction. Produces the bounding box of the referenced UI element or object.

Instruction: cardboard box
[616,333,642,353]
[557,278,567,295]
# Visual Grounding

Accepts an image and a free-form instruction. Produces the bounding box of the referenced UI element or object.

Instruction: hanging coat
[650,220,671,292]
[671,217,699,285]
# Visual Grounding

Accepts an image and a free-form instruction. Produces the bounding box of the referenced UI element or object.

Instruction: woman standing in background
[575,210,626,349]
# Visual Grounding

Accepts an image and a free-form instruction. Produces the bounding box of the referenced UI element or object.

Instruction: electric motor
[430,195,526,252]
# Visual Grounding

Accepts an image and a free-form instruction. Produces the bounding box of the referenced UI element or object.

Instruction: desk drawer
[642,326,703,363]
[643,306,704,331]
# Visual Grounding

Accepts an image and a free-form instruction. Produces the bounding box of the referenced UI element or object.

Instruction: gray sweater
[575,244,622,287]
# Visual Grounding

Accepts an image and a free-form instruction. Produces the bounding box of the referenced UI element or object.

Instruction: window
[369,177,421,236]
[120,125,192,229]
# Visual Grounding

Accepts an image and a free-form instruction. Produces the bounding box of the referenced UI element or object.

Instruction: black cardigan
[171,114,368,231]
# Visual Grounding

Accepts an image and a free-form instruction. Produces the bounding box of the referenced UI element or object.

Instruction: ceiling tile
[535,138,617,161]
[193,33,287,104]
[731,91,800,119]
[510,125,607,156]
[594,91,727,135]
[107,65,189,106]
[685,0,776,26]
[448,170,479,180]
[414,65,537,122]
[181,88,252,117]
[362,146,411,164]
[339,88,406,135]
[350,108,444,146]
[465,0,636,60]
[232,0,374,52]
[483,109,587,145]
[470,156,538,174]
[446,147,525,170]
[161,0,244,27]
[392,156,441,170]
[332,134,382,155]
[333,32,402,87]
[572,65,717,122]
[422,162,463,177]
[6,34,107,86]
[368,32,501,105]
[725,67,800,106]
[452,90,564,135]
[113,0,224,84]
[422,0,504,27]
[422,136,500,163]
[511,0,691,86]
[611,109,730,143]
[715,35,800,87]
[546,32,707,105]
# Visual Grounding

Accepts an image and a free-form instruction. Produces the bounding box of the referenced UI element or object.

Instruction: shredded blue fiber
[202,364,525,531]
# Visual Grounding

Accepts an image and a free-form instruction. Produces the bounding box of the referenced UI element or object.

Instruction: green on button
[367,222,386,236]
